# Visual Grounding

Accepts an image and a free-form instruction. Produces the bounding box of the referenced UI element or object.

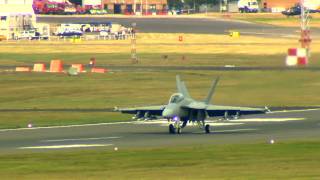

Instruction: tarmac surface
[37,16,313,37]
[0,108,319,153]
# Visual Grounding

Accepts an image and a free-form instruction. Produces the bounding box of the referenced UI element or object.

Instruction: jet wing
[116,105,166,116]
[205,105,267,117]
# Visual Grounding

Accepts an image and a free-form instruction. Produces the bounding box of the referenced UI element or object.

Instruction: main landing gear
[198,120,211,134]
[205,124,210,134]
[168,118,211,134]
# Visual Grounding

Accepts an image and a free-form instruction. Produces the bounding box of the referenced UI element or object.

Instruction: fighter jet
[116,76,268,134]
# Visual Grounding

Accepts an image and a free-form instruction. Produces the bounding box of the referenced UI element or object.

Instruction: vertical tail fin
[204,77,220,104]
[176,75,191,98]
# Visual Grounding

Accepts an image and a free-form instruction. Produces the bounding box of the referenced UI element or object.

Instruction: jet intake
[189,109,207,122]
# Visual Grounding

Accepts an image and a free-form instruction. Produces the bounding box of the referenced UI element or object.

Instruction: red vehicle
[44,2,65,14]
[33,0,84,15]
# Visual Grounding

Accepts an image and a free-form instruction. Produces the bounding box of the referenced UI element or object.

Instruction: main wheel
[205,124,211,134]
[169,124,176,134]
[177,128,182,134]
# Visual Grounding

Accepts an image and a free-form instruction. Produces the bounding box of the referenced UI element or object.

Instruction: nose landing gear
[168,117,183,134]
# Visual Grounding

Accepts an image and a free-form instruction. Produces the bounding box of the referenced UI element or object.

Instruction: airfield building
[0,0,36,39]
[82,0,168,15]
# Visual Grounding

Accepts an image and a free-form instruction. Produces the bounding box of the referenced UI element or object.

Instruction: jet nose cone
[162,108,174,118]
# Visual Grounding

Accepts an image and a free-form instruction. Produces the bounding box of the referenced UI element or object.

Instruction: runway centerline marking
[41,136,121,143]
[18,144,113,149]
[231,118,305,122]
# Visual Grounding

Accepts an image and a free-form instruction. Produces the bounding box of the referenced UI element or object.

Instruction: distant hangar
[81,0,168,15]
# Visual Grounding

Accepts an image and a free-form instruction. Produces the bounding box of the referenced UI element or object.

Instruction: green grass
[1,141,320,179]
[0,70,320,129]
[1,52,320,67]
[0,52,293,67]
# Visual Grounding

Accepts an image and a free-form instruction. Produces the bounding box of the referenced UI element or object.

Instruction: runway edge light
[269,139,275,144]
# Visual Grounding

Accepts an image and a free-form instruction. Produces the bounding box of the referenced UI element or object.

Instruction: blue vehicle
[282,4,320,17]
[57,30,83,37]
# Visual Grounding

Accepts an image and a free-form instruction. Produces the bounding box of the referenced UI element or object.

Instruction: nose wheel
[169,117,183,135]
[169,124,182,134]
[169,124,176,134]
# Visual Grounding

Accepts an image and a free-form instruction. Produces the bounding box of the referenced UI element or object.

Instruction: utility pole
[146,0,148,15]
[206,0,208,15]
[141,0,143,15]
[131,23,138,64]
[300,0,311,56]
[133,0,136,14]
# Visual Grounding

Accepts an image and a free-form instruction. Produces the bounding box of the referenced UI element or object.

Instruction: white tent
[0,3,36,39]
[0,0,33,5]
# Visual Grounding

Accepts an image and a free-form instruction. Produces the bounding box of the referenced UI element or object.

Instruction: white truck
[238,0,259,13]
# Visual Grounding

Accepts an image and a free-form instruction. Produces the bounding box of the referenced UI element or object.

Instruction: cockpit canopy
[169,93,184,104]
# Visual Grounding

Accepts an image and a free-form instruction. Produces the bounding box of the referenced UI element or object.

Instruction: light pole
[300,0,311,56]
[131,23,138,64]
[141,0,143,15]
[146,0,148,15]
[133,0,136,14]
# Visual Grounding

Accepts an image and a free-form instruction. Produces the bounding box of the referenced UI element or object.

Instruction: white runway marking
[18,144,113,149]
[167,122,244,127]
[214,128,258,133]
[231,118,305,122]
[41,136,121,143]
[238,31,298,38]
[134,120,244,127]
[0,122,132,132]
[133,120,167,124]
[269,108,320,114]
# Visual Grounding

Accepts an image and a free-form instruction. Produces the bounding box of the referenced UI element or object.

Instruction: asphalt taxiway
[38,16,317,37]
[0,108,319,153]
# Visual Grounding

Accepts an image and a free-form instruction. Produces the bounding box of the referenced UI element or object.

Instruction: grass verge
[1,141,320,179]
[0,70,320,129]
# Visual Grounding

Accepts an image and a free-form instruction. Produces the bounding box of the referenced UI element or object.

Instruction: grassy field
[0,70,320,129]
[1,140,320,179]
[1,33,320,67]
[0,33,319,129]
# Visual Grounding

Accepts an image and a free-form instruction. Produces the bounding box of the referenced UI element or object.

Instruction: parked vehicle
[17,29,48,40]
[238,0,259,13]
[0,35,7,41]
[57,30,83,37]
[33,0,87,15]
[90,9,108,15]
[64,5,77,15]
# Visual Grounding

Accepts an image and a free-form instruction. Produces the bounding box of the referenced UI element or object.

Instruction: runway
[0,108,319,154]
[37,16,317,37]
